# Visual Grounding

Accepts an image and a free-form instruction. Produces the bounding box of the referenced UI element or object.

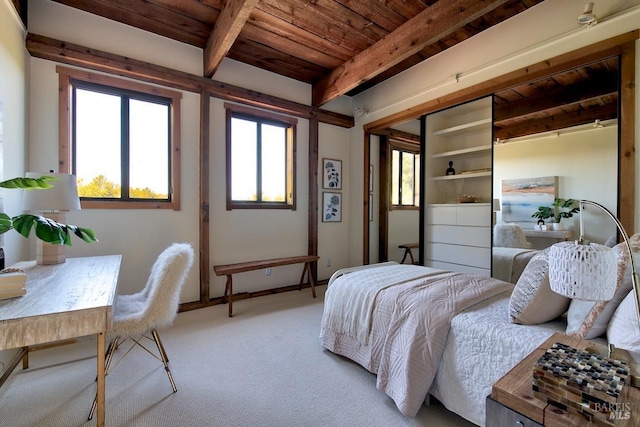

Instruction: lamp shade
[21,172,81,212]
[548,241,617,301]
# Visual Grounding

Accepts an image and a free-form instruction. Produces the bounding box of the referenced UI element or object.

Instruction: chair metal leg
[151,329,177,393]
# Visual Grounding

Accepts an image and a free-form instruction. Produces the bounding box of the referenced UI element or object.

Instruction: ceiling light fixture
[577,2,598,26]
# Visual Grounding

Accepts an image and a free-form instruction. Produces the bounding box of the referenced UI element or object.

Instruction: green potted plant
[0,176,97,245]
[531,198,579,230]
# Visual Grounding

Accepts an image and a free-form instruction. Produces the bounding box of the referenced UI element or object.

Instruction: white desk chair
[493,223,532,249]
[89,243,195,420]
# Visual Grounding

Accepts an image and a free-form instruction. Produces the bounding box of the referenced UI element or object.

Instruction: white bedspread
[321,264,441,345]
[430,293,565,426]
[320,265,513,417]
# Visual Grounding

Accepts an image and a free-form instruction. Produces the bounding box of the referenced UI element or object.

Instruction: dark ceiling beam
[311,0,510,106]
[494,73,618,122]
[25,33,354,128]
[494,103,618,141]
[204,0,259,78]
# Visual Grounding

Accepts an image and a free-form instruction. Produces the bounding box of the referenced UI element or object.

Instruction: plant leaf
[11,214,97,245]
[0,176,57,190]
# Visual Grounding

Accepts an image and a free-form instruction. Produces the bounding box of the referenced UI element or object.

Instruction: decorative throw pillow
[607,290,640,353]
[565,234,640,339]
[509,248,570,325]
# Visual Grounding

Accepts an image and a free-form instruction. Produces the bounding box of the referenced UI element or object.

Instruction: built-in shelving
[431,118,491,137]
[431,144,492,159]
[431,171,492,181]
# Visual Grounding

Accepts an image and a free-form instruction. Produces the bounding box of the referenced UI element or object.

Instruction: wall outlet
[265,267,271,276]
[326,258,332,267]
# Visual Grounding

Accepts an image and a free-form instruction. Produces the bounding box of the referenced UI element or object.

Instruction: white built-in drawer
[426,224,490,247]
[426,243,490,269]
[456,204,491,226]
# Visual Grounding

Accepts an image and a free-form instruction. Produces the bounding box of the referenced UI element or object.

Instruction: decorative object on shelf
[532,342,628,424]
[445,161,455,176]
[322,158,342,189]
[457,195,478,203]
[322,192,342,222]
[548,199,640,385]
[502,176,556,223]
[531,198,579,231]
[0,174,97,266]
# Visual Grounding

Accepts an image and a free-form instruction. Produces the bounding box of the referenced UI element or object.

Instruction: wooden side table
[489,332,640,426]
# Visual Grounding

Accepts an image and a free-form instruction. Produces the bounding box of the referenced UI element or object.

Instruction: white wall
[0,0,29,380]
[349,0,640,265]
[0,0,28,265]
[494,126,618,247]
[27,0,352,301]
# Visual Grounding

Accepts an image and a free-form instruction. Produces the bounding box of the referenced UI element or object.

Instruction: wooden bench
[213,255,320,317]
[398,243,419,264]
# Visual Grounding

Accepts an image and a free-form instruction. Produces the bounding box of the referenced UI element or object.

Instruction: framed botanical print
[322,192,342,222]
[322,158,342,189]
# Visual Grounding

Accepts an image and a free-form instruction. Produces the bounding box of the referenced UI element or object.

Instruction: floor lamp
[548,200,640,384]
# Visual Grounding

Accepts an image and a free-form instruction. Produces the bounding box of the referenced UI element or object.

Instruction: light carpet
[0,285,475,426]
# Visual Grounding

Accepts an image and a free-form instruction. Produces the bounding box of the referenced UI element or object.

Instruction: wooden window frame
[57,66,182,210]
[225,103,297,210]
[389,140,420,211]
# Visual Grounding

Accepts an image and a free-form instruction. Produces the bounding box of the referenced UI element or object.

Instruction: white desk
[0,255,122,427]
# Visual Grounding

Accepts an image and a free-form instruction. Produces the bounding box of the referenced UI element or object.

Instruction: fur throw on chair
[493,223,532,249]
[110,243,195,338]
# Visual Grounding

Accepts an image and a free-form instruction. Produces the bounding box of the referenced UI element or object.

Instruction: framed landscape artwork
[502,176,557,222]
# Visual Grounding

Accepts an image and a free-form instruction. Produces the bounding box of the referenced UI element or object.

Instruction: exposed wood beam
[312,0,510,106]
[494,103,618,141]
[364,31,639,132]
[25,33,354,128]
[494,74,618,122]
[204,0,259,77]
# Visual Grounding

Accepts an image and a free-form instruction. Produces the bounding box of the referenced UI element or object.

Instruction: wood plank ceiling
[44,0,617,137]
[52,0,543,105]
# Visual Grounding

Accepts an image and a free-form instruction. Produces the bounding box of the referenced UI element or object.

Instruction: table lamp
[21,172,82,265]
[492,198,501,225]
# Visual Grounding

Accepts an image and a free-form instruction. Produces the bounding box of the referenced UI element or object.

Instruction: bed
[492,246,539,283]
[319,262,562,425]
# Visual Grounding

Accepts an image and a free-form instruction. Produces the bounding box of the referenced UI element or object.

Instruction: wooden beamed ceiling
[52,0,544,106]
[42,0,617,138]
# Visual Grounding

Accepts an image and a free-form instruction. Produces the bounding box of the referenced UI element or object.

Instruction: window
[225,103,296,210]
[390,142,420,209]
[57,66,181,210]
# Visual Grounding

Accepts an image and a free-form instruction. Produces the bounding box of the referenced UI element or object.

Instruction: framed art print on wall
[322,158,342,189]
[322,192,342,222]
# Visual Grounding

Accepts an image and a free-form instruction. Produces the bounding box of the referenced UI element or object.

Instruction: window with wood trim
[57,66,181,210]
[390,142,420,209]
[225,103,296,210]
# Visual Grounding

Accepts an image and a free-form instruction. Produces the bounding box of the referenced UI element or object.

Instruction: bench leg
[299,262,316,298]
[223,275,233,317]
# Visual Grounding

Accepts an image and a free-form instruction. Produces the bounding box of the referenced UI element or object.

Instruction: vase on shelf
[552,222,563,231]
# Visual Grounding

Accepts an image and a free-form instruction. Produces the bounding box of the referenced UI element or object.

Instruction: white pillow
[510,248,570,325]
[565,234,640,339]
[607,290,640,353]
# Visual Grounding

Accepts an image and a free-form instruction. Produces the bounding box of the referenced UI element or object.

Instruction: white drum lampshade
[548,241,617,301]
[21,172,82,264]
